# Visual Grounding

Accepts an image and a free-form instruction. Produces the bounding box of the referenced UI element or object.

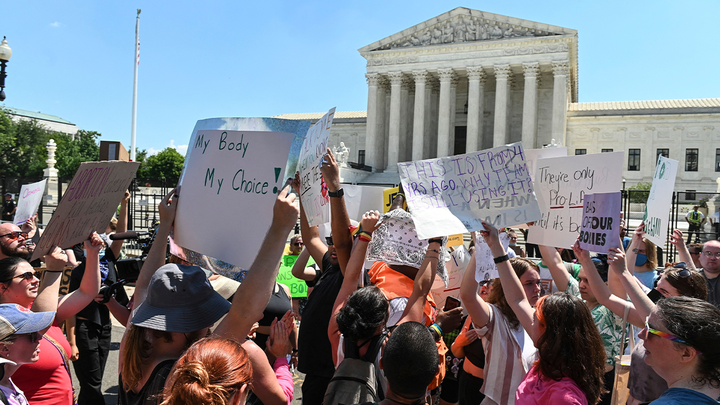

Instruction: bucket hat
[131,264,231,333]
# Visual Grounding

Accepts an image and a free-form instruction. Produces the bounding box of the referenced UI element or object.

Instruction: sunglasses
[643,318,698,353]
[701,251,720,259]
[292,242,304,247]
[325,237,334,246]
[673,262,691,278]
[4,331,40,344]
[12,272,37,282]
[0,231,28,242]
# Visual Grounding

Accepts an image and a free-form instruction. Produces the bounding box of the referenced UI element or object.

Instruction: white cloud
[168,140,188,156]
[49,22,61,28]
[146,147,159,156]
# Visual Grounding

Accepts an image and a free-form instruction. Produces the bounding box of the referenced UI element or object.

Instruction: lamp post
[0,37,12,101]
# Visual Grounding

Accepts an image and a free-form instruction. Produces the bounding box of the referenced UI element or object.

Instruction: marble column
[380,77,390,170]
[552,61,570,146]
[521,63,539,150]
[466,67,486,153]
[400,76,413,162]
[427,79,439,159]
[449,75,458,155]
[387,72,404,171]
[437,68,455,158]
[493,65,511,148]
[412,71,428,161]
[365,73,381,171]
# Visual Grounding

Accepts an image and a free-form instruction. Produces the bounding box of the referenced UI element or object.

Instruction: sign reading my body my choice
[398,142,541,240]
[174,130,294,270]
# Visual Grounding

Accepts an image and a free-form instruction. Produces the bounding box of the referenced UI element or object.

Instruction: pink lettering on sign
[22,187,42,199]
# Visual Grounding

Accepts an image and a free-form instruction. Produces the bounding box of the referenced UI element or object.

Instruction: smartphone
[444,296,461,311]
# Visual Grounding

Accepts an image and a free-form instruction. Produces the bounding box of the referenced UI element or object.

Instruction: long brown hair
[487,258,538,330]
[662,265,708,300]
[120,325,174,391]
[535,293,607,404]
[160,338,253,405]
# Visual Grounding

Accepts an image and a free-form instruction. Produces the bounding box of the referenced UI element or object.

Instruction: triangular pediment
[359,7,577,53]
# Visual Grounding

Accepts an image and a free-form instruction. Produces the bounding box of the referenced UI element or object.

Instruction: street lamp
[0,37,12,102]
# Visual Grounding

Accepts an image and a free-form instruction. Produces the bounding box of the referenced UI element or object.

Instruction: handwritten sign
[524,147,567,183]
[175,130,294,270]
[528,152,623,248]
[382,187,408,213]
[32,161,139,261]
[13,179,46,225]
[474,232,510,282]
[431,245,470,313]
[297,108,336,226]
[398,142,541,240]
[447,234,464,247]
[643,156,679,246]
[579,192,621,253]
[277,254,316,298]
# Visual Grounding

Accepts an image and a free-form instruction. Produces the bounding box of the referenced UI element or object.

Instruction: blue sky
[2,1,718,157]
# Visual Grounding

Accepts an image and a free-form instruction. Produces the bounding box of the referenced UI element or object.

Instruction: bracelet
[428,238,443,245]
[493,254,509,264]
[427,248,440,254]
[428,323,442,341]
[358,232,372,242]
[328,188,344,198]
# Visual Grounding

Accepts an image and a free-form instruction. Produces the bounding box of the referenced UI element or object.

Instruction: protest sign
[528,152,623,248]
[524,147,567,183]
[578,192,621,253]
[32,161,139,261]
[175,129,295,270]
[474,232,510,282]
[431,245,471,313]
[297,108,336,226]
[643,156,679,246]
[398,142,541,240]
[382,186,408,213]
[447,234,464,247]
[343,185,386,222]
[13,179,46,225]
[277,254,316,298]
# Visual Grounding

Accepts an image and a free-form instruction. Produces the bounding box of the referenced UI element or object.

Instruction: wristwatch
[328,188,344,198]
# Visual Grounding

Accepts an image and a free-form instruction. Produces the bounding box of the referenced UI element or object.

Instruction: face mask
[635,254,648,267]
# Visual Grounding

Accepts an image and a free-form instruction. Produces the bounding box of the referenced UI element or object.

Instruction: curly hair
[160,338,253,405]
[661,266,707,300]
[535,293,607,405]
[336,286,389,341]
[487,257,538,330]
[655,296,720,389]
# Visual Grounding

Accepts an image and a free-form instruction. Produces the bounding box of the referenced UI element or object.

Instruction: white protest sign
[643,156,679,246]
[175,129,295,270]
[398,142,541,240]
[13,179,46,225]
[524,147,567,183]
[431,245,470,313]
[32,161,139,261]
[343,185,386,222]
[297,108,336,226]
[474,232,511,282]
[528,152,623,248]
[579,192,621,253]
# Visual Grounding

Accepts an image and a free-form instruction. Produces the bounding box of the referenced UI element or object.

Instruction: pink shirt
[515,365,588,405]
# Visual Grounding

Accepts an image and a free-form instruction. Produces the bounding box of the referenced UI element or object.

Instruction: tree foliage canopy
[137,147,184,182]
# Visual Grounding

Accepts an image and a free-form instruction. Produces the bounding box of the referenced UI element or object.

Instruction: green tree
[141,147,185,182]
[628,182,652,203]
[0,109,54,177]
[54,130,100,178]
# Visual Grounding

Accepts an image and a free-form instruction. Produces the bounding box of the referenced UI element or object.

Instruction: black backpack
[322,333,386,405]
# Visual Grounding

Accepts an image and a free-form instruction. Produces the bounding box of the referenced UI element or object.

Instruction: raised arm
[459,251,492,329]
[55,233,103,323]
[328,211,379,363]
[294,172,327,267]
[572,242,645,327]
[320,148,352,275]
[398,238,441,325]
[213,185,299,341]
[131,189,176,315]
[669,229,695,270]
[538,244,571,291]
[624,222,646,275]
[291,248,317,282]
[108,190,130,259]
[607,247,654,327]
[482,223,538,343]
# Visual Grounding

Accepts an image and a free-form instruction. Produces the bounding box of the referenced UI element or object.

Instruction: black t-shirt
[2,199,15,220]
[70,248,125,326]
[119,359,175,405]
[297,252,344,377]
[701,270,720,308]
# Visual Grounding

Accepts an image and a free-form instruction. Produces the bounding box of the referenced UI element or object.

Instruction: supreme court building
[276,7,720,194]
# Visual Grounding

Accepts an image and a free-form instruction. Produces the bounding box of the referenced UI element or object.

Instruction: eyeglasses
[701,251,720,259]
[0,231,28,242]
[325,236,334,246]
[12,272,37,282]
[292,242,304,247]
[673,262,691,278]
[689,251,701,255]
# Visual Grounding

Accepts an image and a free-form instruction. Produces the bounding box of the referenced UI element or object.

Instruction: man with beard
[0,223,29,260]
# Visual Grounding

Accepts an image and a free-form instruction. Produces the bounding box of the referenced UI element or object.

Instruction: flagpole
[130,9,141,161]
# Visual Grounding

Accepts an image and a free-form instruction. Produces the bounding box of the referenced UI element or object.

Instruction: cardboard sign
[643,156,679,247]
[431,245,471,313]
[13,179,46,225]
[32,161,139,261]
[474,232,511,282]
[175,129,295,270]
[277,254,316,298]
[382,187,408,213]
[297,108,336,226]
[579,192,621,253]
[528,152,623,248]
[399,142,542,240]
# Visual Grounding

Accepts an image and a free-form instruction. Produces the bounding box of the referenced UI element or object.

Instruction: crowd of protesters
[0,147,718,405]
